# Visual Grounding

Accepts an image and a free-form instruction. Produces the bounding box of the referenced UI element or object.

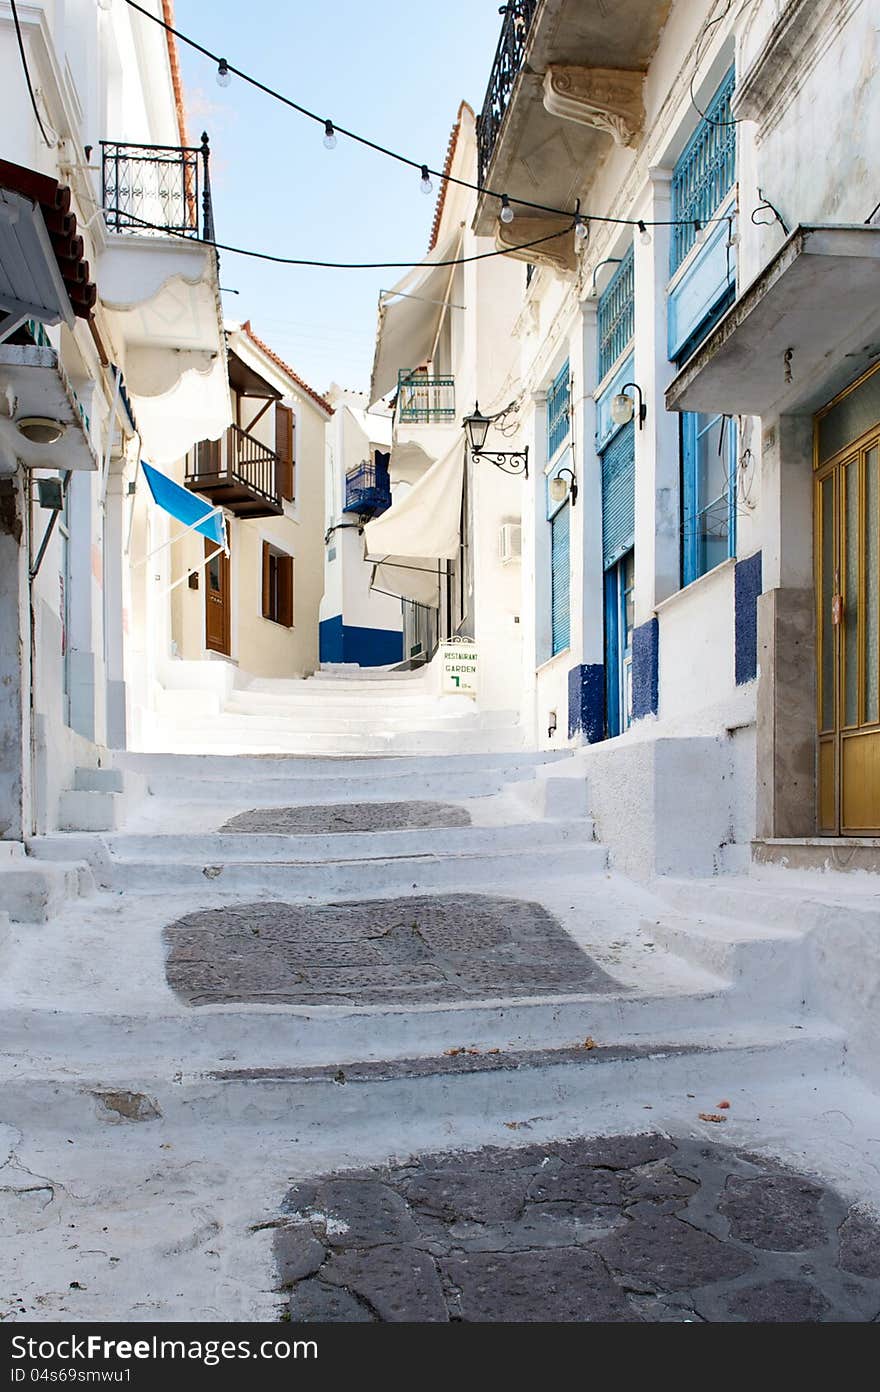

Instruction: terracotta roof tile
[428,101,473,252]
[0,158,96,318]
[240,321,333,415]
[162,0,189,148]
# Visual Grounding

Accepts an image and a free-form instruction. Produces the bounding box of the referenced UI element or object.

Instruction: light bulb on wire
[500,194,515,225]
[420,165,433,196]
[638,219,651,246]
[694,218,705,243]
[216,58,231,88]
[574,215,589,243]
[323,120,337,150]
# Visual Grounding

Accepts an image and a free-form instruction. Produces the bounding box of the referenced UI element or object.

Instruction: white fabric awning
[364,437,464,606]
[369,231,461,404]
[371,557,444,607]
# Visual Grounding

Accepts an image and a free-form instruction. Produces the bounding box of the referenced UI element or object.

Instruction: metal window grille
[550,504,571,656]
[547,360,571,459]
[597,246,634,382]
[670,67,736,275]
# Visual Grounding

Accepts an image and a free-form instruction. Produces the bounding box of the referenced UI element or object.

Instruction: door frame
[814,363,880,835]
[204,535,231,656]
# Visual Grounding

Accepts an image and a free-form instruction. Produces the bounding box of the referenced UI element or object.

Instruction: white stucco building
[0,0,228,839]
[461,0,880,876]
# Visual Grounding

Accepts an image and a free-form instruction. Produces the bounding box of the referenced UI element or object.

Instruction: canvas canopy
[369,232,461,404]
[363,437,464,606]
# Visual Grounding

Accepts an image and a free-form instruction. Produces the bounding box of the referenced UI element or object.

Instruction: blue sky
[174,0,504,396]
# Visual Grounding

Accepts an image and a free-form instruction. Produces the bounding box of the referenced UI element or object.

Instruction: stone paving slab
[220,802,471,835]
[276,1134,880,1322]
[164,894,619,1006]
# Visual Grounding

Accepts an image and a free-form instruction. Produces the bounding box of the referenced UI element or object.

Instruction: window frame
[681,411,737,587]
[261,540,294,627]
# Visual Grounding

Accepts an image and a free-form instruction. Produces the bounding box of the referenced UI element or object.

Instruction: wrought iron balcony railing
[396,371,456,425]
[476,0,539,187]
[343,460,392,518]
[185,424,282,517]
[101,133,215,240]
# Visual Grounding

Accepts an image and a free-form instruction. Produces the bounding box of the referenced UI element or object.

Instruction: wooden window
[275,404,295,501]
[261,541,294,627]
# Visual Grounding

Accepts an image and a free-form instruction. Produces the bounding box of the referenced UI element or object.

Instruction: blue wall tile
[567,663,605,742]
[734,549,762,685]
[319,616,402,668]
[632,617,659,719]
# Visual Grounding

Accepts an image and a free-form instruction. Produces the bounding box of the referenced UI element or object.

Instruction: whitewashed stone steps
[60,841,607,896]
[0,1024,845,1136]
[28,820,597,883]
[113,750,566,804]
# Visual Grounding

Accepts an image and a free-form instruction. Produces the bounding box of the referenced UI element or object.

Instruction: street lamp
[462,401,529,477]
[610,382,647,429]
[549,466,578,507]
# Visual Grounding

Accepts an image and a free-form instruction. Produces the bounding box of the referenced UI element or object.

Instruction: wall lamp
[611,382,647,429]
[589,257,622,298]
[549,466,578,507]
[462,402,529,478]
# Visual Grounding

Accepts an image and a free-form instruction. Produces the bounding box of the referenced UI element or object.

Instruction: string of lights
[122,0,739,237]
[101,207,581,270]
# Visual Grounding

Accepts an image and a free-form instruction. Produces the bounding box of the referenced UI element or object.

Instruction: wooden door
[816,429,880,832]
[205,535,230,655]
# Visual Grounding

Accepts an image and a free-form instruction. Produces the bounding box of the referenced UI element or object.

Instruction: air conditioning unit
[499,522,522,565]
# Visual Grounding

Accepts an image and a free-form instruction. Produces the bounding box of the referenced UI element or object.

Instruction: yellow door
[816,430,880,833]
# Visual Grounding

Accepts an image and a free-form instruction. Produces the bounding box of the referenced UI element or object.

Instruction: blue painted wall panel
[668,214,736,362]
[568,663,605,742]
[734,550,763,685]
[632,617,659,719]
[319,616,403,668]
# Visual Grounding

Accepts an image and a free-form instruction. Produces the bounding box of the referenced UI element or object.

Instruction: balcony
[343,459,392,518]
[473,0,670,257]
[96,134,230,465]
[185,424,283,519]
[101,136,214,240]
[396,371,456,424]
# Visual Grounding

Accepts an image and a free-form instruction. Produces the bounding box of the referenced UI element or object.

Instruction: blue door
[604,549,634,737]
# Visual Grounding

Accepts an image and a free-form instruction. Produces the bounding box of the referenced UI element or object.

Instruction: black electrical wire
[11,0,53,148]
[101,207,580,269]
[122,0,736,233]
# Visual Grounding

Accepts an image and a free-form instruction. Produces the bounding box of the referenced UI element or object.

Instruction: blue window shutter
[551,505,570,655]
[601,420,635,570]
[670,66,736,276]
[547,360,571,459]
[597,245,634,382]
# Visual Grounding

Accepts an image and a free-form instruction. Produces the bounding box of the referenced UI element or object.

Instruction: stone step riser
[115,751,566,778]
[0,1032,843,1135]
[135,774,525,802]
[0,862,94,924]
[0,991,819,1078]
[96,844,608,894]
[137,731,527,755]
[647,918,809,995]
[83,821,597,865]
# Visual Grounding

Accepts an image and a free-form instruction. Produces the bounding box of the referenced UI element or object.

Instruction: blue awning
[141,460,226,549]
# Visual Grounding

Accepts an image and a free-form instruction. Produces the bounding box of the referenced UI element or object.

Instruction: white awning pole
[131,503,225,568]
[157,543,225,599]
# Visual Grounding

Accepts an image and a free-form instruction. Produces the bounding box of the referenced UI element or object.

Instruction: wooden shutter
[261,540,271,619]
[275,405,295,501]
[279,554,294,628]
